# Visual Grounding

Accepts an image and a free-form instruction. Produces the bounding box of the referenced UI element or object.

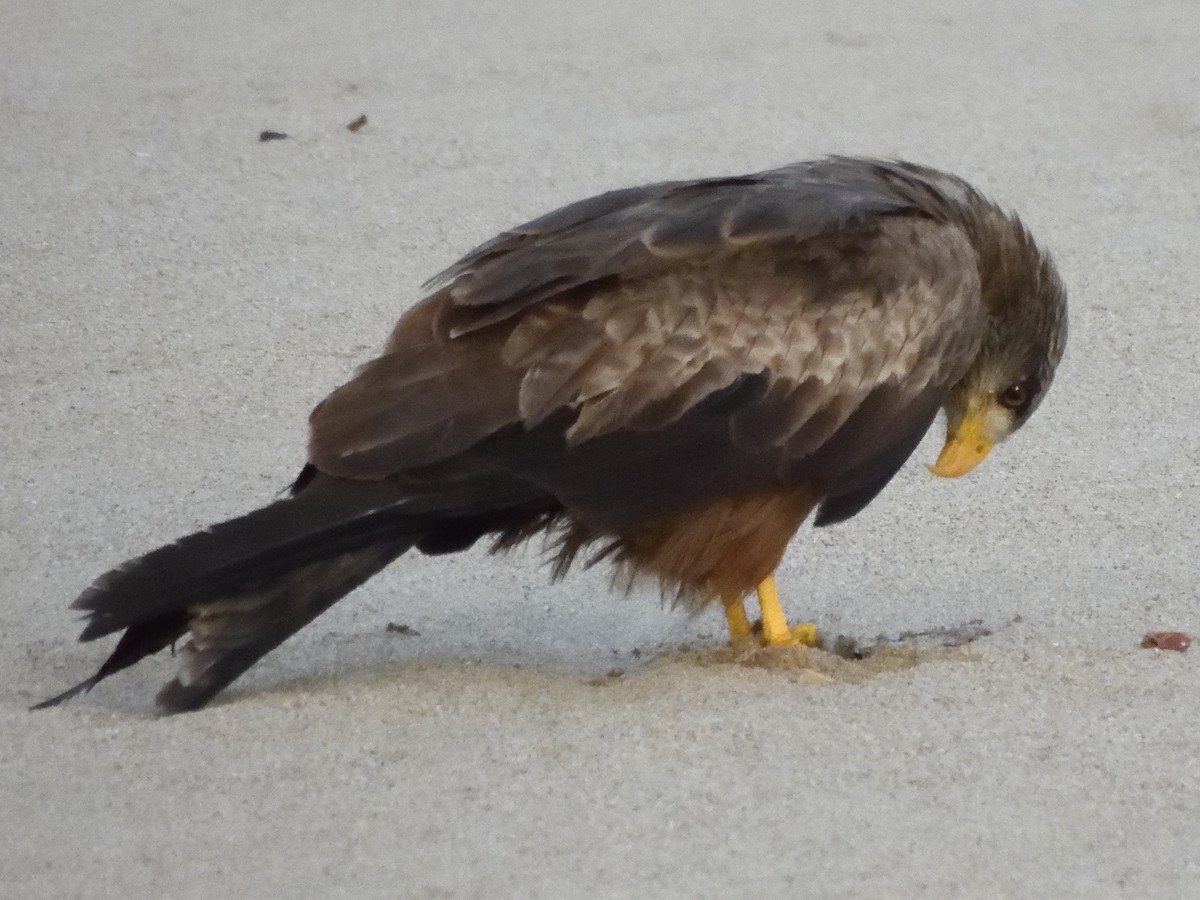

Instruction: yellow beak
[928,406,993,478]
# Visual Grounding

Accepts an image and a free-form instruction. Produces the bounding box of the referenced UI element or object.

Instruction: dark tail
[33,471,429,713]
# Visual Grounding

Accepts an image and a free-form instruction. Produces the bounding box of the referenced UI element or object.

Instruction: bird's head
[929,212,1068,478]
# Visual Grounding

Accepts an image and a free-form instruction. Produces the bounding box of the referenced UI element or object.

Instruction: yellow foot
[721,575,821,648]
[775,621,820,647]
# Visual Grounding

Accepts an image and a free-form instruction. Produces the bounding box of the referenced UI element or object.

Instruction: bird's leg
[720,577,820,646]
[756,575,819,647]
[722,595,754,643]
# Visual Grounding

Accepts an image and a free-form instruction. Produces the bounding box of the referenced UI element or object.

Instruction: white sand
[4,0,1200,896]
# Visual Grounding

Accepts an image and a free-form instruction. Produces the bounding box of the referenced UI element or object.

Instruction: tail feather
[34,474,427,713]
[29,616,183,710]
[73,475,419,642]
[155,541,411,712]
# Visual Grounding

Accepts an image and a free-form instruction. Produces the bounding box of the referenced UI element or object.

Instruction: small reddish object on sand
[1141,631,1192,652]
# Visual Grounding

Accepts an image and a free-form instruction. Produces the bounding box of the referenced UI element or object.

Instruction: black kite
[35,157,1068,712]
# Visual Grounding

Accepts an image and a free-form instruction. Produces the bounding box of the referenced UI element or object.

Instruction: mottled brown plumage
[35,156,1067,713]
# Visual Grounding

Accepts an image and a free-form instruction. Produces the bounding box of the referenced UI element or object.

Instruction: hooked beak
[928,403,994,478]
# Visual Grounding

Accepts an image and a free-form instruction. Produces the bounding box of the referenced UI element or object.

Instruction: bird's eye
[998,379,1036,413]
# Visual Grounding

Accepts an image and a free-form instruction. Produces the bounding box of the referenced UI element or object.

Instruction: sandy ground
[4,1,1200,896]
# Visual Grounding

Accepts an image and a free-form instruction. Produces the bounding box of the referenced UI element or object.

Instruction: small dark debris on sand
[831,619,994,659]
[385,622,420,637]
[346,114,368,132]
[259,130,289,142]
[586,668,626,687]
[1141,631,1191,652]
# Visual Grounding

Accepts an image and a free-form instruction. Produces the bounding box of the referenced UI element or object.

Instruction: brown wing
[309,159,986,533]
[422,158,926,336]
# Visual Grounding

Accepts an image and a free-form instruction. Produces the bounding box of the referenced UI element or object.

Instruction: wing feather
[310,158,987,525]
[432,159,927,336]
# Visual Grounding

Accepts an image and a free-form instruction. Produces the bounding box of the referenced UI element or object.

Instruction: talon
[786,621,820,647]
[722,575,821,647]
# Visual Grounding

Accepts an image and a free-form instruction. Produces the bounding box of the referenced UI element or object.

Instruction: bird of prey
[35,156,1067,713]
